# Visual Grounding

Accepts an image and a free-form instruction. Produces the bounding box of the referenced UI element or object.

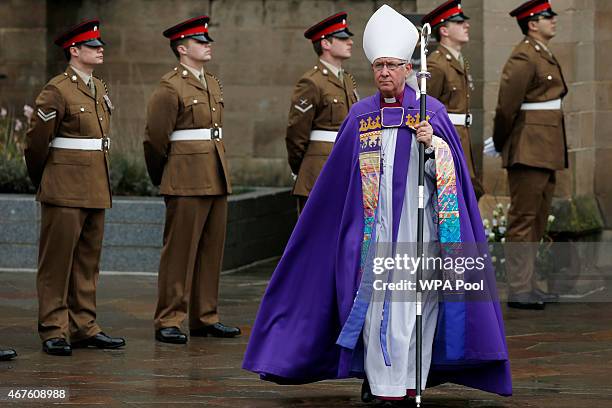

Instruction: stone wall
[0,0,47,106]
[0,188,296,272]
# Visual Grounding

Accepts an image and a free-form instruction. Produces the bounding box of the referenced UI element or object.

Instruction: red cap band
[168,25,209,41]
[516,2,551,20]
[310,21,347,41]
[61,28,101,48]
[431,6,462,26]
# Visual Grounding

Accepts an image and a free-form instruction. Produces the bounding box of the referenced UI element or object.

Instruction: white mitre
[363,4,419,64]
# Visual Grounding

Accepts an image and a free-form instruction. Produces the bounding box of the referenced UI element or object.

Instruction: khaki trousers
[456,126,484,200]
[37,204,104,342]
[154,196,227,330]
[505,165,556,296]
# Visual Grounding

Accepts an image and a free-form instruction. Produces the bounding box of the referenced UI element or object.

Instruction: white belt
[309,130,337,143]
[170,128,222,141]
[521,98,562,110]
[448,113,472,127]
[50,137,110,151]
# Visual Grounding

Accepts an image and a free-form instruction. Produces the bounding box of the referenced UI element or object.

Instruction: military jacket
[428,44,481,197]
[286,62,358,197]
[25,66,112,209]
[144,66,231,196]
[493,37,568,170]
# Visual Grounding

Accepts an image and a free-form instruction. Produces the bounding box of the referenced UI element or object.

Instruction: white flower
[492,218,498,227]
[491,256,497,263]
[501,237,506,243]
[548,215,555,223]
[488,232,495,240]
[14,118,23,131]
[0,107,7,118]
[23,104,34,120]
[483,219,490,228]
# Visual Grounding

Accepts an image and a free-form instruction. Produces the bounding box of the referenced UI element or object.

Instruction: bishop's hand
[414,120,433,148]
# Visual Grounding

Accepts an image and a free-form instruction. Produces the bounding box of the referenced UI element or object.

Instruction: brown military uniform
[144,66,231,330]
[286,62,358,209]
[428,44,483,199]
[493,36,568,297]
[24,66,113,342]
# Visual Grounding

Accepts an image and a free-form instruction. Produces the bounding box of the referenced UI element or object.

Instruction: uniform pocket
[323,95,347,125]
[168,141,213,189]
[68,104,95,136]
[183,96,210,128]
[41,150,91,199]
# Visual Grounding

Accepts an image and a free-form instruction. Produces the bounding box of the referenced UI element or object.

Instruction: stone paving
[0,261,611,407]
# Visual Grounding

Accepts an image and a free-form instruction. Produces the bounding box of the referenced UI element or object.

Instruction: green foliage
[0,107,36,194]
[483,202,556,280]
[109,152,158,196]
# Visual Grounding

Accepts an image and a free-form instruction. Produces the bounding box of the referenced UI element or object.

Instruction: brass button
[547,75,553,80]
[99,117,103,121]
[214,123,218,127]
[80,107,85,112]
[333,98,338,103]
[193,99,198,103]
[212,107,216,112]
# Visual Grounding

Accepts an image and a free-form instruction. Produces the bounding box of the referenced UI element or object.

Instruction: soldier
[24,19,125,356]
[422,0,484,200]
[0,348,16,361]
[492,0,567,310]
[286,12,359,213]
[144,16,240,344]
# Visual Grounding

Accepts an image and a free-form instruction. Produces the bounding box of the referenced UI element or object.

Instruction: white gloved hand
[483,137,500,157]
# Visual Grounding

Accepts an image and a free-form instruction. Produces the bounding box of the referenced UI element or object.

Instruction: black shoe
[0,348,17,361]
[508,292,545,310]
[155,327,188,344]
[190,322,241,338]
[72,332,126,349]
[534,288,559,303]
[361,379,374,403]
[43,338,72,356]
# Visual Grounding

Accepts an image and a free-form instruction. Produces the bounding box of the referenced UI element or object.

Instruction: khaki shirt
[286,61,359,197]
[493,37,568,170]
[24,66,112,209]
[144,66,231,196]
[428,44,480,192]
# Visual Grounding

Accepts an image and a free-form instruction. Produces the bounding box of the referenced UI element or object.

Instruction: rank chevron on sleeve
[37,108,57,122]
[294,104,313,113]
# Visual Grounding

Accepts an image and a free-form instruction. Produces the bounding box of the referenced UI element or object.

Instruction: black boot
[0,348,17,361]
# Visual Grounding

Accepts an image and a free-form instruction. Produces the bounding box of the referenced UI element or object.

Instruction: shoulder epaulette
[49,72,70,86]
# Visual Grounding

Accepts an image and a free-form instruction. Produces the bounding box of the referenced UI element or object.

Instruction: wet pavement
[0,261,611,407]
